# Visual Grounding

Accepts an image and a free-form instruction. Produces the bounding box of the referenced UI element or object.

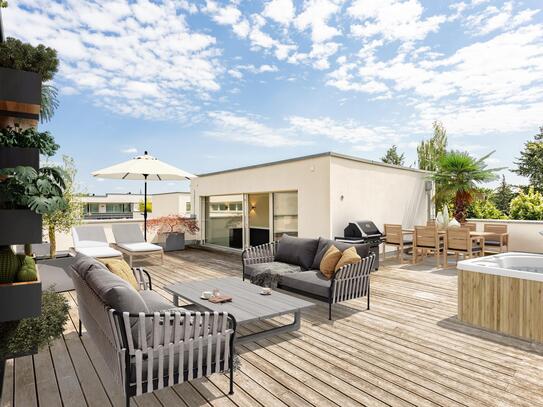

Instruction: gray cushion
[85,267,148,314]
[275,235,319,270]
[312,238,370,270]
[279,270,331,298]
[244,261,301,278]
[485,240,502,246]
[140,290,175,313]
[71,252,109,280]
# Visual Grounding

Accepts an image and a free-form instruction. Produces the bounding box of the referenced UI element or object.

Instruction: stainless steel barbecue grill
[335,220,384,270]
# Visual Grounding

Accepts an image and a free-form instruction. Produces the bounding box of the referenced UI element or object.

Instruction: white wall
[468,219,543,253]
[191,156,331,240]
[150,193,191,218]
[330,156,430,237]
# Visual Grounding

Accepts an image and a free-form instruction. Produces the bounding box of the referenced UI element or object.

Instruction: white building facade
[191,152,433,250]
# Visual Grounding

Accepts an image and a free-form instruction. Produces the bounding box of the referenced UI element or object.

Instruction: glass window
[186,202,191,212]
[205,195,243,249]
[106,203,131,213]
[273,192,298,240]
[85,203,100,214]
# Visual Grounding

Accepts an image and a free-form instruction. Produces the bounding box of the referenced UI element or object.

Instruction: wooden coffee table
[164,277,314,344]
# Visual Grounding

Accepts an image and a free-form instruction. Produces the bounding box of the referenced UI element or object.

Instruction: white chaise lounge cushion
[117,242,163,252]
[76,246,123,258]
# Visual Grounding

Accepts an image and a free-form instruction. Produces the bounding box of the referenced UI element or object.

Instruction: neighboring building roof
[197,151,429,177]
[80,191,190,199]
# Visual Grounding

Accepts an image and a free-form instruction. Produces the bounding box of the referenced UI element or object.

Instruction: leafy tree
[381,145,405,166]
[43,156,84,258]
[417,121,447,171]
[513,126,543,192]
[467,200,506,220]
[491,175,517,215]
[509,187,543,220]
[432,151,502,223]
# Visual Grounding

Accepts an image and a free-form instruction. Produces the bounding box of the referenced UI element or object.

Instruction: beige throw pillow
[98,258,139,290]
[335,246,361,271]
[319,245,342,280]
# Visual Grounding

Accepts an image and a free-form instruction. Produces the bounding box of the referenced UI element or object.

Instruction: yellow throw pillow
[319,245,342,280]
[98,258,139,290]
[335,246,361,271]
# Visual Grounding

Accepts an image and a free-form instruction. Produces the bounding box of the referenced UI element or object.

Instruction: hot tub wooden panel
[458,270,543,343]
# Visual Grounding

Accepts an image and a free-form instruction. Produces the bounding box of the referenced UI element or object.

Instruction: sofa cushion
[140,290,175,313]
[72,252,110,280]
[98,258,139,290]
[85,267,148,314]
[312,238,370,269]
[280,270,331,298]
[275,235,319,270]
[244,261,301,278]
[319,245,342,280]
[335,246,361,271]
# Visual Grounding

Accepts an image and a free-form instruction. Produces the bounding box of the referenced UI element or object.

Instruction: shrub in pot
[147,215,199,251]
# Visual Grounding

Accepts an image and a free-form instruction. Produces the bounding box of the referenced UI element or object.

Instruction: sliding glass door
[204,191,298,249]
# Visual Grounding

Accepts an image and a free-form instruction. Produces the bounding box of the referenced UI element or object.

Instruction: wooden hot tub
[457,252,543,343]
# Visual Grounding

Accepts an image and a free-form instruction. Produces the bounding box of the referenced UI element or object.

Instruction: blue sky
[4,0,543,194]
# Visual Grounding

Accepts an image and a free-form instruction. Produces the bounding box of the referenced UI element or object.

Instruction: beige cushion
[335,246,361,271]
[319,245,342,280]
[98,258,139,290]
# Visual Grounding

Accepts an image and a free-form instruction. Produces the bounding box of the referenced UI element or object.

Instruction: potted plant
[0,37,59,127]
[0,289,69,394]
[147,215,199,251]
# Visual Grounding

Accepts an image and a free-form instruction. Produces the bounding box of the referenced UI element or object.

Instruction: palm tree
[432,151,503,222]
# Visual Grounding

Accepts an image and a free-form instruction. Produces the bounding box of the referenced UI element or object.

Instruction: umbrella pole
[144,175,148,241]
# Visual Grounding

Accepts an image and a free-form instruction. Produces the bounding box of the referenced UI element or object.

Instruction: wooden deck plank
[4,248,543,407]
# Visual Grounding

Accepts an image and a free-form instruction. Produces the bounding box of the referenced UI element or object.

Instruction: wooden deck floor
[3,247,543,407]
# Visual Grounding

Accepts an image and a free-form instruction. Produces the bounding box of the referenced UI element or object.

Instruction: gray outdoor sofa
[71,254,236,406]
[242,235,375,320]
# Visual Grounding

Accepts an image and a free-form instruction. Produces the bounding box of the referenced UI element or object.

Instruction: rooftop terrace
[3,248,543,407]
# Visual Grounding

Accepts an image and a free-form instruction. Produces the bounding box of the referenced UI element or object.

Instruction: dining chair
[483,224,509,253]
[413,225,446,267]
[383,224,413,264]
[446,227,484,267]
[462,222,477,232]
[427,219,437,227]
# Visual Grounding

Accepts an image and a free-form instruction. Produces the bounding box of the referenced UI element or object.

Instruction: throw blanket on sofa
[248,263,299,288]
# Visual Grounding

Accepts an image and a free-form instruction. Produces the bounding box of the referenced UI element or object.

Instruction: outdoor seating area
[3,247,543,407]
[383,222,510,267]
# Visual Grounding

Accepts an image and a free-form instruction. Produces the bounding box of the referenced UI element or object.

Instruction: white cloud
[121,147,138,154]
[203,1,241,25]
[263,0,295,26]
[294,0,343,43]
[348,0,446,44]
[464,2,539,36]
[206,111,308,147]
[5,0,221,121]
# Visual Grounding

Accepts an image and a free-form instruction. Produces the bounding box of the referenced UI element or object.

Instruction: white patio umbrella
[92,151,196,240]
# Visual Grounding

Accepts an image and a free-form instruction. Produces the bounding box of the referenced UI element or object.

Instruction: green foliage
[513,126,543,192]
[509,187,543,220]
[491,175,517,215]
[381,145,405,166]
[0,37,59,81]
[138,200,152,213]
[0,125,59,156]
[43,156,84,258]
[432,151,502,222]
[0,165,68,214]
[467,200,506,220]
[0,290,70,358]
[417,121,447,171]
[40,83,59,123]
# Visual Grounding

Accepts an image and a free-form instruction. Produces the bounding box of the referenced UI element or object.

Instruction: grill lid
[344,220,383,238]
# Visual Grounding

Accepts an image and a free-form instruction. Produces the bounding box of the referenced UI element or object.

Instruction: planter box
[0,147,39,170]
[0,270,41,323]
[0,209,42,245]
[159,232,186,251]
[0,68,41,127]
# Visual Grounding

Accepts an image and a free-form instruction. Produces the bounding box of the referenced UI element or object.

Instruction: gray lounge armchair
[242,236,374,320]
[71,254,236,407]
